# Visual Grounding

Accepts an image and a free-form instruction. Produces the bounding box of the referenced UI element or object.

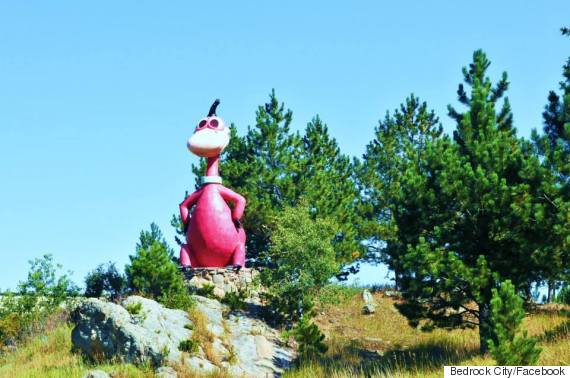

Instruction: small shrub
[184,323,194,331]
[292,314,328,357]
[488,280,541,365]
[221,290,247,312]
[125,302,143,316]
[0,312,21,347]
[196,284,217,299]
[227,344,238,364]
[158,287,195,311]
[178,338,200,354]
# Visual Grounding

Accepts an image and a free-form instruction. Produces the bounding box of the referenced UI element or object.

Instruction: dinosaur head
[187,99,230,158]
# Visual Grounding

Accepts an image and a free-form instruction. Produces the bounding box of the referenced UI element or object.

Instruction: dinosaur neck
[205,156,220,177]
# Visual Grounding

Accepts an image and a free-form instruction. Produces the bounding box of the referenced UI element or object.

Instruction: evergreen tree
[359,94,443,288]
[297,116,362,265]
[383,50,548,352]
[125,223,191,309]
[292,314,328,357]
[488,280,541,365]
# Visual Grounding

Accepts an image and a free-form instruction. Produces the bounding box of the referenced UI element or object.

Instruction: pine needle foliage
[488,280,541,365]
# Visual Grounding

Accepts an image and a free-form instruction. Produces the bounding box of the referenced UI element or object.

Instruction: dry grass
[0,323,154,378]
[284,289,570,378]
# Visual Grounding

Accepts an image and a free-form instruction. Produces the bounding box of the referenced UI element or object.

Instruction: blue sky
[0,1,568,290]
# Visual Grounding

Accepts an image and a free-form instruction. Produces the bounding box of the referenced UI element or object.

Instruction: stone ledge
[182,267,259,298]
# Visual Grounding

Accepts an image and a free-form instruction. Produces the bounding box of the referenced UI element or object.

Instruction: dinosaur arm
[219,186,246,221]
[179,189,202,225]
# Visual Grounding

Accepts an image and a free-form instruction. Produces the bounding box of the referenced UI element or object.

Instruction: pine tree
[297,116,362,265]
[125,223,190,307]
[384,50,549,352]
[293,314,328,357]
[488,280,541,365]
[359,94,443,288]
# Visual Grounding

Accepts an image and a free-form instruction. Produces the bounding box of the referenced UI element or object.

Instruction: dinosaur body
[179,100,247,268]
[179,177,246,267]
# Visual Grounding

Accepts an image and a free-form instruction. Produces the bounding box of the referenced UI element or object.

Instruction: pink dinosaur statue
[179,99,246,268]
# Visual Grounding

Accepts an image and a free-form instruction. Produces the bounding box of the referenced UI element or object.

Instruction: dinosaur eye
[198,120,207,128]
[210,119,219,127]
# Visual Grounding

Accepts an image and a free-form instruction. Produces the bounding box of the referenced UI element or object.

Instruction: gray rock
[185,356,219,374]
[227,312,295,377]
[82,370,110,378]
[212,274,225,286]
[362,303,376,314]
[72,294,295,377]
[156,366,177,378]
[255,335,273,360]
[362,289,374,304]
[71,296,192,366]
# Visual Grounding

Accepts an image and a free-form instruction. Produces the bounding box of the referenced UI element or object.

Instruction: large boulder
[71,296,192,365]
[71,295,295,377]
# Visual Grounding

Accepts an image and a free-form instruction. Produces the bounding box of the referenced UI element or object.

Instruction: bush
[0,312,20,347]
[260,204,340,325]
[158,286,195,311]
[221,290,247,312]
[125,223,192,310]
[292,314,328,357]
[488,280,541,365]
[178,338,200,354]
[195,284,217,299]
[84,262,126,301]
[0,254,77,347]
[125,302,143,315]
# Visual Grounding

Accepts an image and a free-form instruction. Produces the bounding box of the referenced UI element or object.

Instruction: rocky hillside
[71,295,295,377]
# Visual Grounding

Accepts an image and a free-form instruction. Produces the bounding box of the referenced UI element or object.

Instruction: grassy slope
[0,290,568,378]
[285,290,570,378]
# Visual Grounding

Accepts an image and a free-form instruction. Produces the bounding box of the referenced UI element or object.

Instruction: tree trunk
[478,302,495,354]
[547,280,553,303]
[394,267,401,291]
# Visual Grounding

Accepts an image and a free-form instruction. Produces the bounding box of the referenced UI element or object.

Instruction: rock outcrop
[361,289,376,314]
[71,295,295,377]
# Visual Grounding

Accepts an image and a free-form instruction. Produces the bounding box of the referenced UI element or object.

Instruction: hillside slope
[0,288,568,378]
[285,289,570,378]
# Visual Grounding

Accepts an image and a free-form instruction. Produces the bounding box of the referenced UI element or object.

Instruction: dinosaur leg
[180,243,198,267]
[229,228,246,267]
[230,243,246,267]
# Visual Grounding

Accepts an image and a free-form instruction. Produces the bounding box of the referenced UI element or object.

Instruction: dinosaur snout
[187,127,230,158]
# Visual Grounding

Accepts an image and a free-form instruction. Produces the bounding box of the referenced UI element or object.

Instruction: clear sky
[0,1,568,290]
